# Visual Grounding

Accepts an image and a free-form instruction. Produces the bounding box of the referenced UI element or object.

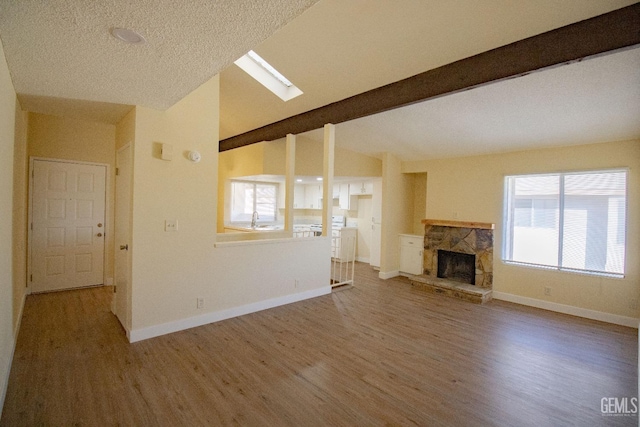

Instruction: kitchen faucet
[251,211,259,228]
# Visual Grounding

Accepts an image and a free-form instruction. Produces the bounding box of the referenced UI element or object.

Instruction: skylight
[246,50,292,87]
[234,50,303,102]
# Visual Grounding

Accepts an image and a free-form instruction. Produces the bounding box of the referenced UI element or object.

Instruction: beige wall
[403,140,640,319]
[411,173,427,235]
[128,76,330,339]
[0,40,17,412]
[12,103,28,333]
[380,152,413,275]
[28,113,117,283]
[116,108,136,151]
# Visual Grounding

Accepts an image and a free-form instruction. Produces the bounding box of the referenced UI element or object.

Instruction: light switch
[165,219,178,232]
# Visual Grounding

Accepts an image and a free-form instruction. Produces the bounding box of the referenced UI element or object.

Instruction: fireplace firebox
[437,250,475,286]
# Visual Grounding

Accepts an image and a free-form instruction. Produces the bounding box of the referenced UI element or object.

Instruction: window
[503,170,626,276]
[230,181,277,223]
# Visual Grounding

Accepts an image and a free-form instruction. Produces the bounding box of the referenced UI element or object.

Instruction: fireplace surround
[422,219,494,289]
[410,220,494,303]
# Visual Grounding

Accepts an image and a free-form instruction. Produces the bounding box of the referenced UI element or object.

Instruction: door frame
[112,143,132,331]
[27,157,111,294]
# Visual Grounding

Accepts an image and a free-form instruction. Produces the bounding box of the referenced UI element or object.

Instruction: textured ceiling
[0,0,319,113]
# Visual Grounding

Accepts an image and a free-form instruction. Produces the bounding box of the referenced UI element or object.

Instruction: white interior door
[114,145,132,330]
[31,159,106,293]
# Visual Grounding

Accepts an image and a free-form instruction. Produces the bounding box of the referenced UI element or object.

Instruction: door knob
[97,233,103,237]
[120,244,128,251]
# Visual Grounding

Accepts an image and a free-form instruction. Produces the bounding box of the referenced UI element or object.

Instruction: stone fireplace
[437,250,476,285]
[410,219,494,304]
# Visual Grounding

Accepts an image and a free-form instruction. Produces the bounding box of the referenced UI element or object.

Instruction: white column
[322,124,335,237]
[284,133,295,235]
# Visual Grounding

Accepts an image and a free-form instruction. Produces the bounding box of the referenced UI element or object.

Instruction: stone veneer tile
[423,224,494,290]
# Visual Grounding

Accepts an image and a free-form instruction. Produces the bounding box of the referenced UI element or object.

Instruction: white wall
[128,76,330,341]
[0,40,17,415]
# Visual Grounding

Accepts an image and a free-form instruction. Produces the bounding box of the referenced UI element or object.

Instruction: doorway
[29,159,107,293]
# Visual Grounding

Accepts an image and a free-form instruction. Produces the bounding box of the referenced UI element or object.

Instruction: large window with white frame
[230,180,278,223]
[503,169,627,277]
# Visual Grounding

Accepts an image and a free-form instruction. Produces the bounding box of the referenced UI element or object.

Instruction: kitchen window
[230,181,277,223]
[503,169,627,277]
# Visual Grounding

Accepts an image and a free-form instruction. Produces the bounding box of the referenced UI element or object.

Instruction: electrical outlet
[196,297,204,309]
[294,279,299,289]
[544,286,552,296]
[165,219,178,232]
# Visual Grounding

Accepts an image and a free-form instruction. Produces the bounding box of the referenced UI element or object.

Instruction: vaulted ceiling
[0,0,638,161]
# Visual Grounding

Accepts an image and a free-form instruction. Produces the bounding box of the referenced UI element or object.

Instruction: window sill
[502,260,624,279]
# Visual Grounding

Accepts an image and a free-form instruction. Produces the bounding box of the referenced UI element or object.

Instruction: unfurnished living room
[0,1,639,426]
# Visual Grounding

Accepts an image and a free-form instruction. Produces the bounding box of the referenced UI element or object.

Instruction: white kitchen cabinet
[349,181,373,196]
[332,184,340,199]
[338,184,354,210]
[304,184,323,209]
[293,184,306,208]
[399,234,423,275]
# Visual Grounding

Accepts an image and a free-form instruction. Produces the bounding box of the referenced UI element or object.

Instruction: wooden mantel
[421,219,495,230]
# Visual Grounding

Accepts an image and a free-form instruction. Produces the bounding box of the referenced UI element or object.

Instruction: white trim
[356,256,370,263]
[1,291,27,413]
[128,286,331,343]
[493,291,639,328]
[378,270,400,280]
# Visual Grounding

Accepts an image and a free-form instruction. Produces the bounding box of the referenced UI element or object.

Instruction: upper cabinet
[304,184,323,209]
[293,184,306,209]
[284,179,379,210]
[349,181,373,196]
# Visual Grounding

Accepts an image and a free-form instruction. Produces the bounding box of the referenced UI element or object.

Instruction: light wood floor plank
[1,262,637,426]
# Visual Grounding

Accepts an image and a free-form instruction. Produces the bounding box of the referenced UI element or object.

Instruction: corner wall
[12,102,28,334]
[403,140,640,323]
[380,152,413,277]
[0,39,17,416]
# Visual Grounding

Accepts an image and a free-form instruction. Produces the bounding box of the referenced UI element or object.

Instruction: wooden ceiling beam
[220,3,640,152]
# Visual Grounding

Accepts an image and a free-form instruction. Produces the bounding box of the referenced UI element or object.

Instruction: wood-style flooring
[2,263,637,426]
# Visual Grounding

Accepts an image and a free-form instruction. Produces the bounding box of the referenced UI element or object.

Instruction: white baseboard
[356,256,370,263]
[1,291,27,414]
[129,286,332,343]
[492,291,640,328]
[379,270,400,280]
